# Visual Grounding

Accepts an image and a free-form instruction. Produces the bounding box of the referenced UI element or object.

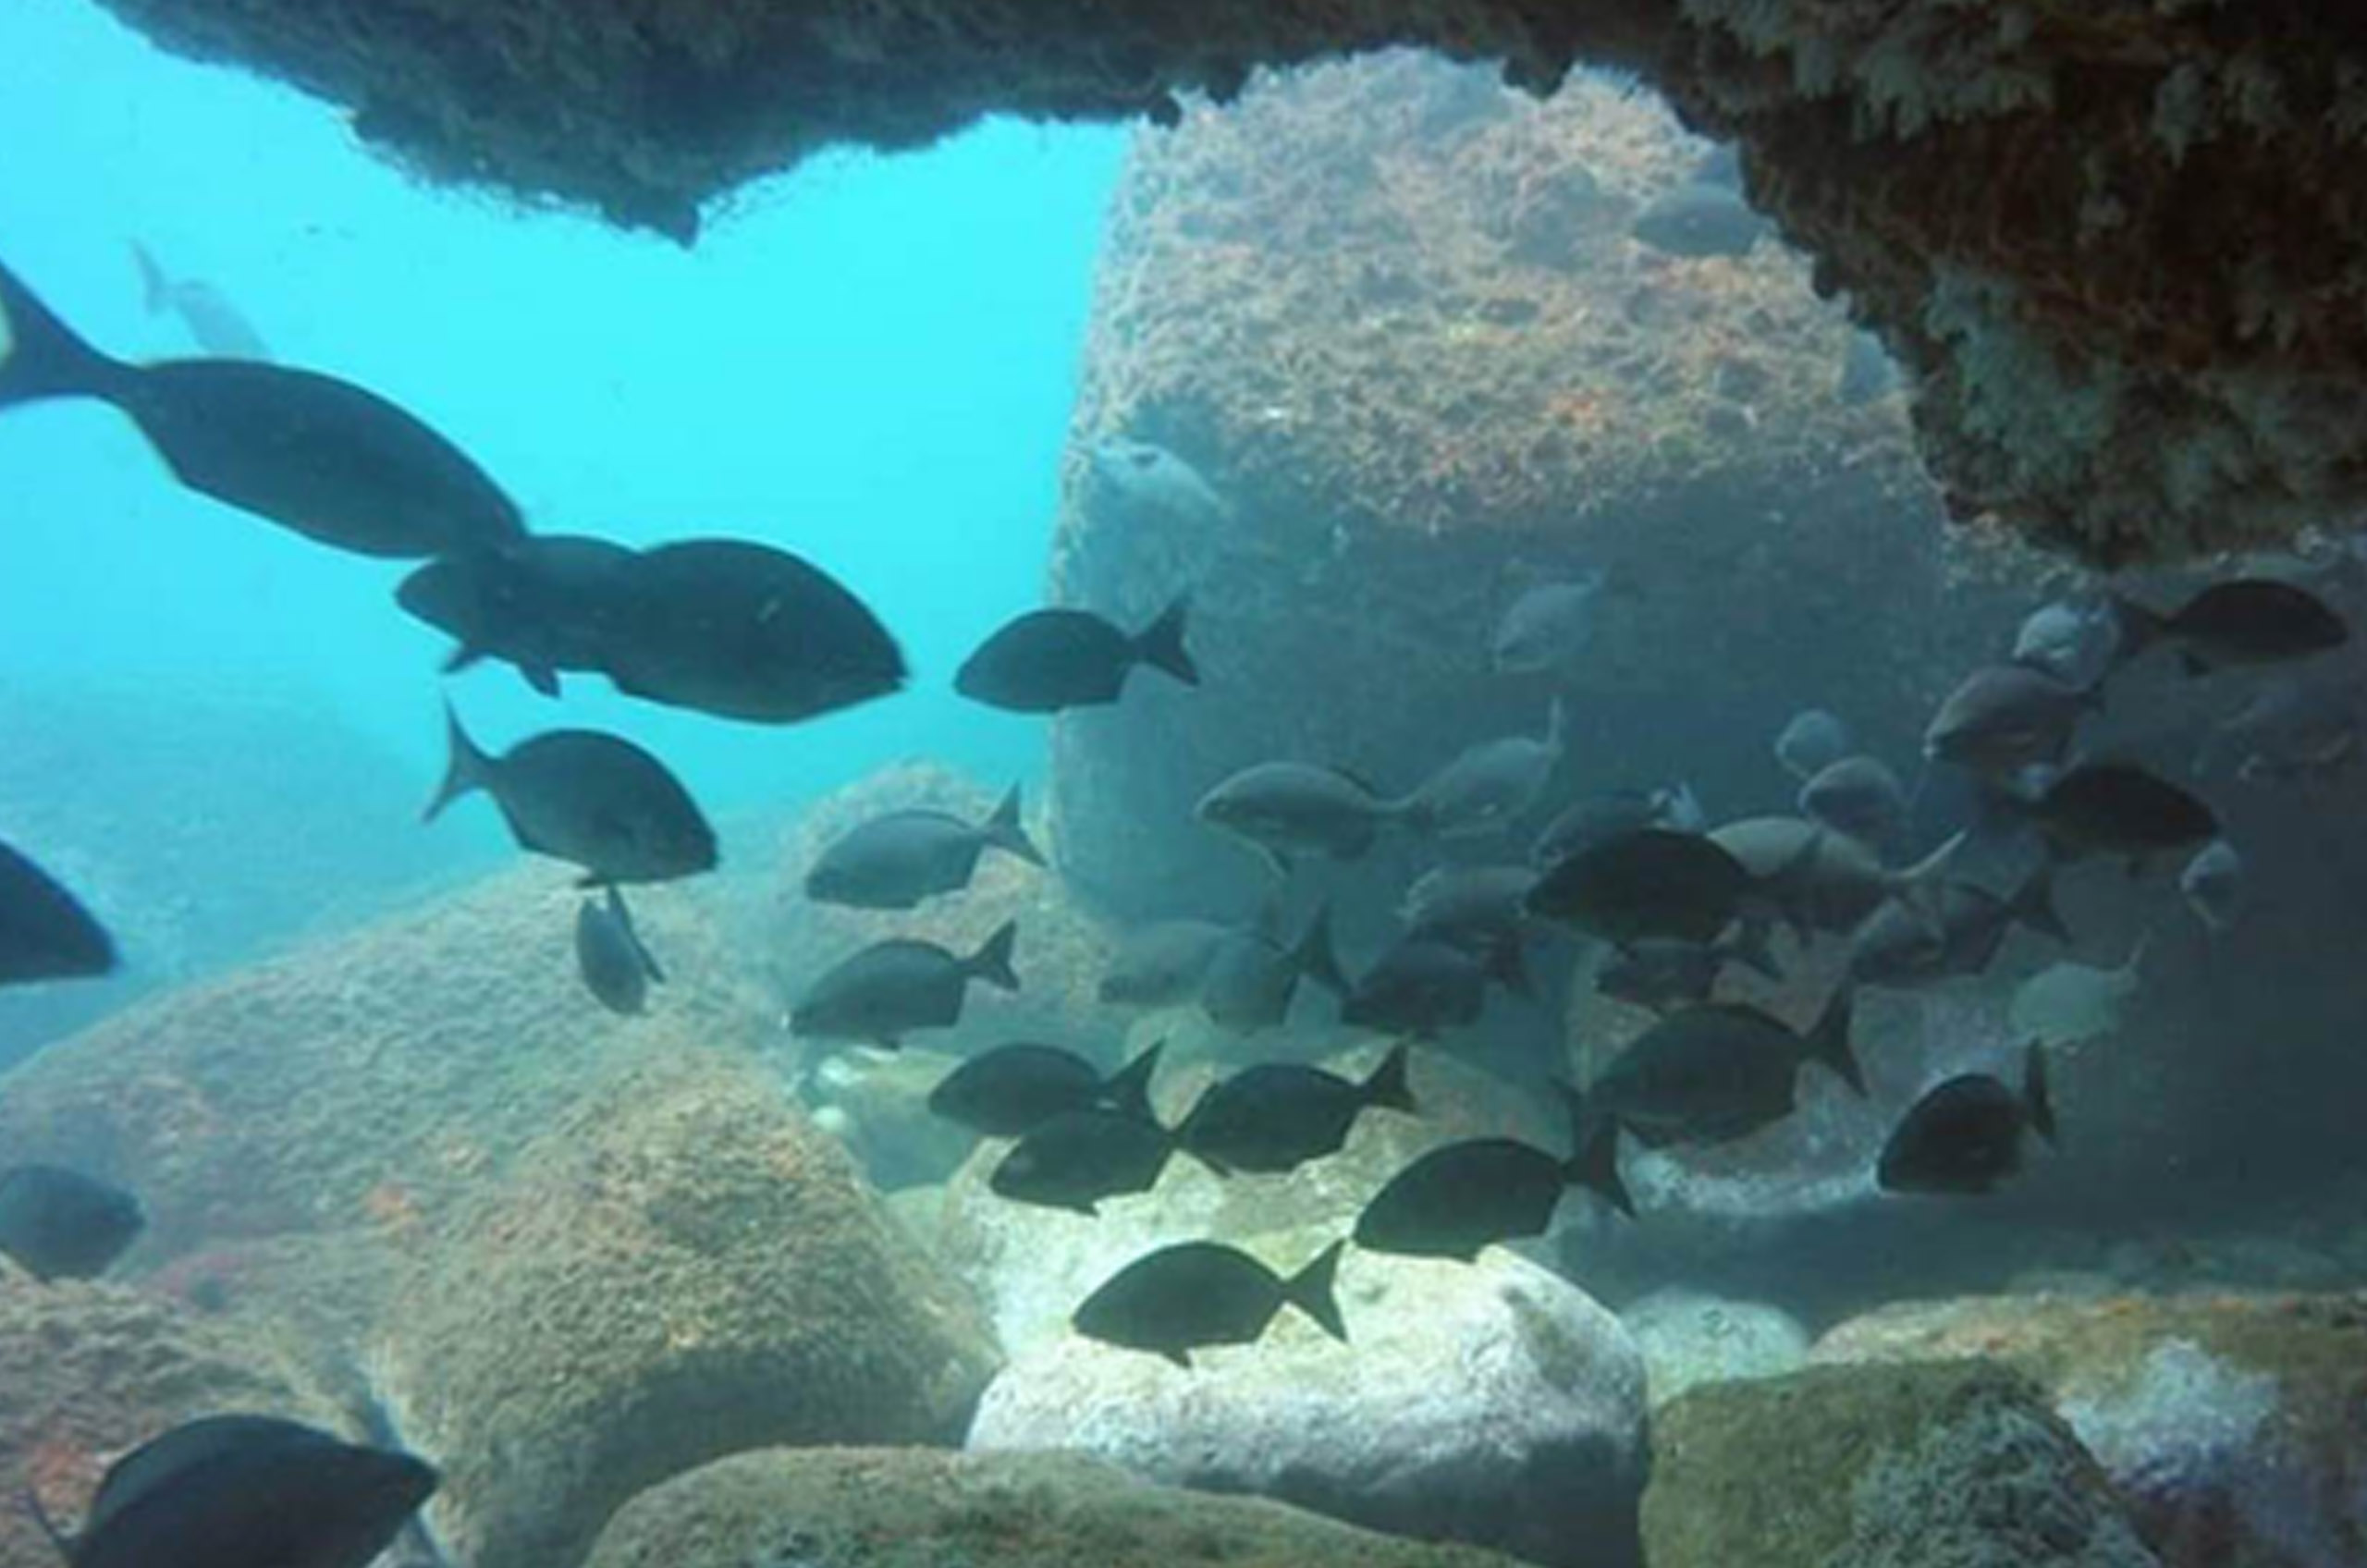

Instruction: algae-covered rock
[585,1446,1519,1568]
[1814,1292,2367,1568]
[1642,1359,2159,1568]
[0,1273,345,1568]
[968,1244,1647,1567]
[373,1049,1000,1568]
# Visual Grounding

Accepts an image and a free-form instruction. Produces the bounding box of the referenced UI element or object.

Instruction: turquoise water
[0,1,1125,827]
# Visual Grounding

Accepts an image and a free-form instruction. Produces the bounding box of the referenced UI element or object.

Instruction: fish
[574,887,664,1016]
[1846,866,2067,989]
[2195,674,2362,783]
[1340,936,1527,1038]
[1195,762,1404,874]
[954,596,1196,713]
[1178,1044,1417,1175]
[2180,839,2243,933]
[1836,330,1895,406]
[1594,929,1779,1014]
[26,1412,437,1568]
[395,535,637,698]
[803,786,1045,910]
[1925,665,2099,778]
[790,921,1020,1049]
[1709,815,1906,936]
[1773,708,1852,782]
[1086,437,1235,529]
[2009,937,2147,1049]
[0,255,523,559]
[131,241,271,361]
[1531,783,1701,864]
[2003,763,2219,867]
[1398,864,1539,954]
[598,539,907,725]
[423,703,717,886]
[1491,575,1604,675]
[2011,599,2121,689]
[1073,1240,1344,1368]
[1403,701,1565,839]
[988,1105,1196,1214]
[1098,918,1232,1007]
[927,1040,1160,1138]
[1580,988,1862,1150]
[1353,1129,1629,1262]
[1630,182,1769,258]
[1527,827,1752,948]
[0,1164,143,1280]
[2110,579,2349,676]
[1876,1043,2055,1195]
[1199,904,1347,1035]
[0,839,117,986]
[1797,754,1909,844]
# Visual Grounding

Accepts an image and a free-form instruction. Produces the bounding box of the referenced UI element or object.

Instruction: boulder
[1641,1359,2160,1568]
[584,1447,1519,1568]
[1620,1288,1809,1409]
[967,1242,1647,1568]
[1814,1292,2367,1568]
[371,1049,1000,1568]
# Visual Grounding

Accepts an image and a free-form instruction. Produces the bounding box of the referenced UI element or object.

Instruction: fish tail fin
[2009,865,2072,944]
[1360,1040,1417,1114]
[1282,1239,1349,1342]
[1807,985,1865,1096]
[1135,594,1198,687]
[1564,1118,1634,1219]
[983,784,1047,867]
[1725,920,1783,981]
[2023,1039,2057,1145]
[423,700,493,822]
[1294,901,1350,996]
[521,663,561,699]
[129,239,169,314]
[1104,1038,1163,1121]
[967,919,1022,991]
[0,257,127,410]
[2104,593,2164,667]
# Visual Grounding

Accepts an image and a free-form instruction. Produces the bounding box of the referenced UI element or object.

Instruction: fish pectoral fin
[1160,1347,1195,1371]
[521,663,561,698]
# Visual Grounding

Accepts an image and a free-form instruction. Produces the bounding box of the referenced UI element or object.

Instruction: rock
[1621,1288,1809,1409]
[1813,1292,2367,1568]
[803,1045,983,1191]
[584,1447,1519,1568]
[372,1049,1000,1568]
[967,1243,1647,1568]
[0,1274,345,1568]
[1641,1359,2160,1568]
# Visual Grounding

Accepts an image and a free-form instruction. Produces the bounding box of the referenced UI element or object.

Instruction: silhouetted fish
[0,1164,143,1280]
[1180,1044,1415,1174]
[928,1040,1159,1138]
[1354,1131,1627,1261]
[1580,989,1861,1151]
[955,596,1196,713]
[574,887,664,1016]
[2110,579,2349,676]
[2005,763,2219,867]
[989,1106,1187,1215]
[0,839,116,987]
[131,241,271,361]
[1847,868,2066,989]
[0,256,522,559]
[1341,936,1527,1038]
[1531,783,1701,865]
[1527,827,1750,948]
[1196,763,1404,875]
[1199,904,1346,1035]
[791,921,1020,1049]
[1073,1240,1344,1368]
[804,786,1043,910]
[397,535,636,698]
[1877,1044,2055,1195]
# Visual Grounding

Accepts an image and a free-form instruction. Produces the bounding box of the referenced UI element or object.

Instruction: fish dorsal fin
[84,1415,330,1538]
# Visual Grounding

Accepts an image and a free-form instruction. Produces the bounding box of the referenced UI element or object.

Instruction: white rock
[1621,1288,1809,1409]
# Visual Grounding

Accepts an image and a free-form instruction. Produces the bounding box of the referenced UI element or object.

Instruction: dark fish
[1179,1044,1416,1174]
[1774,708,1852,782]
[1877,1043,2056,1195]
[1086,438,1234,529]
[1399,864,1538,953]
[927,1040,1160,1138]
[1199,904,1347,1035]
[0,256,521,559]
[1403,702,1565,839]
[1846,867,2067,989]
[989,1106,1191,1215]
[790,921,1020,1049]
[131,241,270,361]
[599,539,906,724]
[1797,754,1908,843]
[0,1164,143,1280]
[1925,666,2099,778]
[1630,182,1768,258]
[1710,815,1905,936]
[1354,1129,1629,1262]
[1098,918,1231,1008]
[1196,763,1404,873]
[1595,929,1779,1014]
[2111,579,2349,675]
[1527,827,1750,948]
[955,596,1196,713]
[574,887,664,1016]
[1340,936,1527,1038]
[28,1412,437,1568]
[1491,577,1604,675]
[423,704,717,886]
[1530,783,1702,865]
[2009,763,2219,866]
[1073,1240,1344,1368]
[0,840,117,986]
[396,534,636,698]
[1581,988,1862,1151]
[803,786,1044,910]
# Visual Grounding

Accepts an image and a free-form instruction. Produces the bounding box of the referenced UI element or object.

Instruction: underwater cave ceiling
[95,0,2367,567]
